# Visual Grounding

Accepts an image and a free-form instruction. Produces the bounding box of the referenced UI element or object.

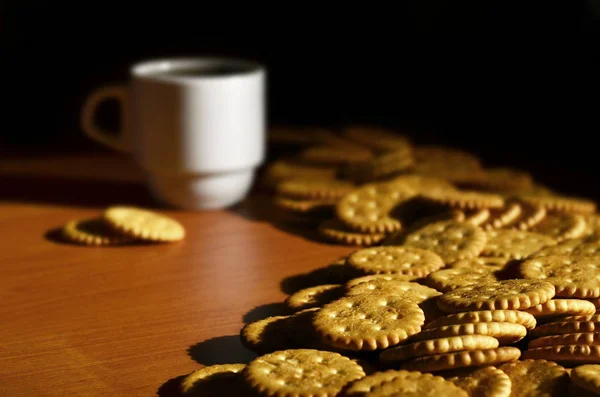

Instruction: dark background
[2,2,600,196]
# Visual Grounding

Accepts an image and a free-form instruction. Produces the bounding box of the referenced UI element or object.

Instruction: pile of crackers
[180,126,600,396]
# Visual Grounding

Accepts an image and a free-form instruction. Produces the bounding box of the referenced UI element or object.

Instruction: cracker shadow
[242,302,289,324]
[187,335,256,366]
[157,375,185,397]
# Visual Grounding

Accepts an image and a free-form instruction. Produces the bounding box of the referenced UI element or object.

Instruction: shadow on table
[157,375,185,397]
[1,175,159,208]
[188,335,257,366]
[242,302,289,324]
[228,195,326,244]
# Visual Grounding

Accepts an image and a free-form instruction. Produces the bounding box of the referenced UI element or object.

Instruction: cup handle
[80,84,130,153]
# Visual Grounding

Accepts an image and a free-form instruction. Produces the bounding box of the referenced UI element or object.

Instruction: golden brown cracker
[481,229,556,260]
[410,322,527,345]
[399,347,521,373]
[103,206,185,242]
[285,284,345,312]
[347,246,444,277]
[498,359,568,397]
[61,218,133,246]
[424,310,536,331]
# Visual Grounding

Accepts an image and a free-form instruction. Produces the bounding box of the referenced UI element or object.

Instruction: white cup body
[127,58,266,209]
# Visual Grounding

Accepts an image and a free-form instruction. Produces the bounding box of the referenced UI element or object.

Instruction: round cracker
[363,370,469,397]
[437,279,556,313]
[380,335,499,363]
[448,366,512,397]
[347,246,444,277]
[520,255,600,298]
[318,219,386,247]
[528,332,600,349]
[449,257,511,271]
[180,363,247,395]
[243,349,365,397]
[342,369,408,397]
[402,220,488,263]
[345,279,441,302]
[421,190,505,210]
[519,194,596,214]
[240,315,294,354]
[522,345,600,364]
[61,218,133,246]
[572,365,600,395]
[498,359,568,397]
[532,213,587,241]
[336,182,415,233]
[425,268,497,293]
[424,310,537,331]
[345,274,420,289]
[529,321,600,339]
[409,322,526,345]
[312,294,425,351]
[523,299,596,319]
[277,179,356,200]
[399,347,521,373]
[482,229,556,260]
[285,284,345,312]
[102,206,185,242]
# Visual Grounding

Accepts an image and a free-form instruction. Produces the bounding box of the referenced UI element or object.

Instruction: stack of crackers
[60,206,185,245]
[180,126,600,395]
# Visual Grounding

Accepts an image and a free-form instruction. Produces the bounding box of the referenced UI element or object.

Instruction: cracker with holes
[482,229,556,259]
[379,334,499,363]
[447,366,512,397]
[180,364,248,396]
[410,322,527,345]
[347,246,444,277]
[399,347,521,372]
[361,370,469,397]
[437,279,555,313]
[285,284,345,312]
[520,255,600,298]
[425,267,498,292]
[312,294,425,351]
[336,181,415,233]
[243,349,365,397]
[345,274,420,289]
[400,220,488,263]
[499,359,569,397]
[346,279,441,302]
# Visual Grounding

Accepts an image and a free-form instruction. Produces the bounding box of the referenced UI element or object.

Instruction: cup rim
[131,57,264,82]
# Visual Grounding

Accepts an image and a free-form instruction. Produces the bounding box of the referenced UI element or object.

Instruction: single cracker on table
[424,310,536,330]
[61,218,134,246]
[363,370,469,397]
[498,359,568,397]
[180,363,247,396]
[528,332,600,349]
[520,255,600,298]
[409,322,527,345]
[522,299,596,320]
[481,229,556,260]
[436,279,556,313]
[318,219,387,247]
[379,335,500,363]
[312,294,425,351]
[399,220,488,263]
[425,267,498,293]
[421,190,505,210]
[398,347,521,373]
[243,349,365,397]
[285,284,345,312]
[529,321,600,339]
[522,345,600,365]
[571,364,600,395]
[277,179,356,200]
[447,366,512,397]
[347,246,444,277]
[240,315,294,354]
[531,213,587,241]
[336,181,415,233]
[102,206,185,242]
[345,279,441,302]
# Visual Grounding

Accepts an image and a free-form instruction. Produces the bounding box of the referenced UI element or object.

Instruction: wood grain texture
[0,155,354,396]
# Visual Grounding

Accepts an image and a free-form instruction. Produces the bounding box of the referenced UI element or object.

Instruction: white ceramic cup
[81,57,266,210]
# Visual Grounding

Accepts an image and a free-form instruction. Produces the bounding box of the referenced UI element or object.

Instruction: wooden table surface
[0,153,354,396]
